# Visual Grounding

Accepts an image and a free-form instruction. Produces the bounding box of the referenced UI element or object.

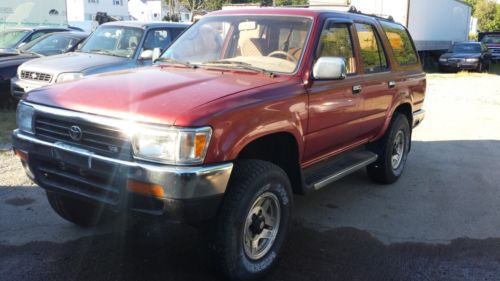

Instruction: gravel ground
[1,73,500,280]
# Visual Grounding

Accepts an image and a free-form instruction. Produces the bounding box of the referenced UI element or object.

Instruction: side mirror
[152,47,161,62]
[312,57,347,80]
[18,42,26,48]
[139,49,153,60]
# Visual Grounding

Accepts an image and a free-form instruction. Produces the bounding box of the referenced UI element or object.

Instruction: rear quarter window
[380,21,418,65]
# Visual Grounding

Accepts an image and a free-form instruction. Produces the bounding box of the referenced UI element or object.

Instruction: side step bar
[304,150,378,191]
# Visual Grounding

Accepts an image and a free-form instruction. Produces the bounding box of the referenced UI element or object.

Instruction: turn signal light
[14,149,28,162]
[127,179,165,198]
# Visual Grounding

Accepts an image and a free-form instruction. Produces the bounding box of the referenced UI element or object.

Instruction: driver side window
[317,21,357,74]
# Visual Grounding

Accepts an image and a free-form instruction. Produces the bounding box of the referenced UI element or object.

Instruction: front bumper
[13,130,233,222]
[439,61,479,71]
[10,77,48,99]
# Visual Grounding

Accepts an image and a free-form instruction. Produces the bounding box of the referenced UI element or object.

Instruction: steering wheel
[267,50,298,63]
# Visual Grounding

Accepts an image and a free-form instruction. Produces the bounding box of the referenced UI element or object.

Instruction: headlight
[56,72,83,83]
[465,58,479,62]
[16,103,35,134]
[132,125,212,165]
[439,58,448,62]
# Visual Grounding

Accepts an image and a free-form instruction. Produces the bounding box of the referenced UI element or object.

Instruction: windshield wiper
[19,50,41,56]
[157,57,197,68]
[201,60,274,76]
[88,49,123,57]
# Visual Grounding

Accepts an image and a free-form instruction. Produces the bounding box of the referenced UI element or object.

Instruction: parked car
[10,21,189,99]
[0,31,88,109]
[12,8,425,281]
[479,32,500,62]
[438,42,492,72]
[0,27,69,56]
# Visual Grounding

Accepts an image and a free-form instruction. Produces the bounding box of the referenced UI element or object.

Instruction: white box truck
[310,0,472,55]
[0,0,68,31]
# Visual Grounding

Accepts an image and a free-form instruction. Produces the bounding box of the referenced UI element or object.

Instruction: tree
[181,0,204,12]
[474,0,498,31]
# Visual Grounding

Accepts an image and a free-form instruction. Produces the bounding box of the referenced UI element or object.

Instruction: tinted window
[26,34,81,55]
[380,21,418,65]
[355,23,388,73]
[0,30,29,48]
[143,29,171,50]
[317,21,356,74]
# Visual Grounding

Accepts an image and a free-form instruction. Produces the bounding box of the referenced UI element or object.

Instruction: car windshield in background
[162,15,313,74]
[481,35,500,44]
[20,34,81,56]
[451,44,480,53]
[0,29,29,48]
[79,26,144,58]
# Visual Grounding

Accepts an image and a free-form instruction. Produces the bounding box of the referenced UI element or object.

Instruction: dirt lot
[1,73,500,281]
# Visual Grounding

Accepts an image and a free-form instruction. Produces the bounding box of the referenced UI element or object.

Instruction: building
[128,0,192,22]
[67,0,130,31]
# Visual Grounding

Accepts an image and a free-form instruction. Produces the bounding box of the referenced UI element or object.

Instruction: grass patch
[0,110,16,144]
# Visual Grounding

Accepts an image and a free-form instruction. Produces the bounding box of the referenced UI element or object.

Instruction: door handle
[352,85,362,94]
[388,81,396,88]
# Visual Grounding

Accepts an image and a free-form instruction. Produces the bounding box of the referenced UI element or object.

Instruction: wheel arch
[236,132,305,194]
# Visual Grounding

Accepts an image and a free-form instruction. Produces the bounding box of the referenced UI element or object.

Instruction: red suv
[13,8,425,280]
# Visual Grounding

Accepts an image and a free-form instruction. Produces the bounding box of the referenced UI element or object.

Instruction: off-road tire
[214,160,293,281]
[47,191,111,227]
[367,113,411,184]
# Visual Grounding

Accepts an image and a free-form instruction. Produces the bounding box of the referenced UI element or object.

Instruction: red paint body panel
[23,8,427,168]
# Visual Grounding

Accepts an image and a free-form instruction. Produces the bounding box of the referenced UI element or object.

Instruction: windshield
[0,29,30,49]
[481,35,500,44]
[20,34,82,56]
[450,44,480,53]
[162,15,313,74]
[79,26,144,58]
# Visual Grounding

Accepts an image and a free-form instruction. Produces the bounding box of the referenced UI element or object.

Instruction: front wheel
[367,113,411,184]
[214,160,293,281]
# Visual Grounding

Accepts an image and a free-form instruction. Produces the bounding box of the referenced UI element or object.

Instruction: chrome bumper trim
[13,130,233,199]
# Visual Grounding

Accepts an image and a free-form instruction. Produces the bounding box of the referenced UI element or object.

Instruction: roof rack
[347,6,394,22]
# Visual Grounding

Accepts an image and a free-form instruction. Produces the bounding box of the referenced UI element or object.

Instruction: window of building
[355,23,388,73]
[113,0,122,5]
[88,0,99,3]
[316,21,356,74]
[380,21,418,65]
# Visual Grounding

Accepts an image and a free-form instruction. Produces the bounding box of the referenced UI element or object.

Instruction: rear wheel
[214,160,293,281]
[47,191,112,227]
[367,113,411,184]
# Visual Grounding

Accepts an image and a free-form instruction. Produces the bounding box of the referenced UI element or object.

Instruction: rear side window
[380,21,418,65]
[355,23,388,73]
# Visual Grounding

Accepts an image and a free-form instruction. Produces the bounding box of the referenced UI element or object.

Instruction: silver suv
[11,21,189,98]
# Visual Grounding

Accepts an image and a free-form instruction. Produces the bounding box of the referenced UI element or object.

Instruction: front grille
[34,114,132,158]
[448,58,465,63]
[20,70,52,82]
[33,156,123,205]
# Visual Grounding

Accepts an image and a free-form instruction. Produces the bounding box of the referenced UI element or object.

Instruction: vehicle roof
[209,7,397,24]
[101,21,190,29]
[40,31,90,39]
[3,26,69,31]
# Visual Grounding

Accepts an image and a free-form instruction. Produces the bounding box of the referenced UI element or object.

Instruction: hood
[0,53,37,66]
[24,66,286,125]
[0,48,19,57]
[441,53,480,59]
[19,52,128,75]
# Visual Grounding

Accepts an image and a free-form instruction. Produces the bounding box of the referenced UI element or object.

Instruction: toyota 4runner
[13,8,425,281]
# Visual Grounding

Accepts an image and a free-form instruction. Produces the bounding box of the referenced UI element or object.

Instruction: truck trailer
[310,0,472,61]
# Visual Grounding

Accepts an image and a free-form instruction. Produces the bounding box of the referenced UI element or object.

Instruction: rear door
[352,21,396,139]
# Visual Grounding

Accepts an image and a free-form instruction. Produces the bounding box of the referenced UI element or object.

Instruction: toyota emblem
[69,125,83,141]
[31,73,38,79]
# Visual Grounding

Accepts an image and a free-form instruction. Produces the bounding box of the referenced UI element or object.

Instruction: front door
[304,20,364,164]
